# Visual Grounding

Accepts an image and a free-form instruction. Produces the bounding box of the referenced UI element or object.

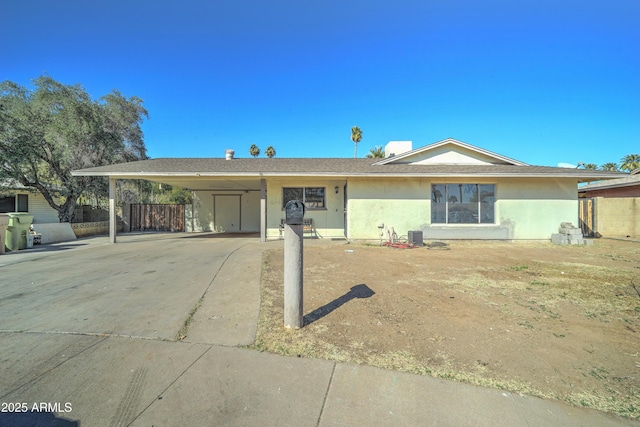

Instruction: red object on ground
[382,242,415,249]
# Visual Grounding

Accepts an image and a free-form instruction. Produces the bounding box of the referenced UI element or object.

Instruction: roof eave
[579,180,640,192]
[71,170,623,180]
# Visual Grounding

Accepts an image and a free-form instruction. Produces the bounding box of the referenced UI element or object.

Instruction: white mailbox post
[284,200,305,329]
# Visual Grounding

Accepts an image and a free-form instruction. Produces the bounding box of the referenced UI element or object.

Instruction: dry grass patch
[251,239,640,419]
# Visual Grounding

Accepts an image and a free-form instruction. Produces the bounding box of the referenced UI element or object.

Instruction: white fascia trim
[71,171,621,180]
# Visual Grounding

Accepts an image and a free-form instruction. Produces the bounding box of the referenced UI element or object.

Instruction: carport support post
[109,177,117,243]
[284,223,303,328]
[260,179,266,242]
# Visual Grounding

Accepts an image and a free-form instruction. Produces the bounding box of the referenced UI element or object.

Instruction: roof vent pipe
[225,149,235,160]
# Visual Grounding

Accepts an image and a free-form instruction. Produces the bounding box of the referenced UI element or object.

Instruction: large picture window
[282,187,325,209]
[431,184,495,224]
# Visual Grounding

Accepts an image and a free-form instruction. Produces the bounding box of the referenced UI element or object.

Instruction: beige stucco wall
[347,177,430,240]
[348,177,579,240]
[594,197,640,238]
[192,192,212,232]
[496,178,579,239]
[192,190,260,232]
[408,146,499,165]
[266,178,346,239]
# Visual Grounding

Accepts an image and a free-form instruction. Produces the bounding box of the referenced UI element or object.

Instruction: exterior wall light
[335,186,339,194]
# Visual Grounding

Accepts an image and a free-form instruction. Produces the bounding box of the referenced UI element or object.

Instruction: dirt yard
[252,238,640,420]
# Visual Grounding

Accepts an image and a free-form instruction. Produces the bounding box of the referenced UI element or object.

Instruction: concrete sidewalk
[0,233,635,426]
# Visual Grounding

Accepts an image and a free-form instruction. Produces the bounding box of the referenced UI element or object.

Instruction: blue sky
[3,0,639,166]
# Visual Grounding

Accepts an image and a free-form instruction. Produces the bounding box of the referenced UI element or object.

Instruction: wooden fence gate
[130,204,185,232]
[579,198,595,237]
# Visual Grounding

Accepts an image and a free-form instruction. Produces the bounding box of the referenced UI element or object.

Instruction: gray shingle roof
[579,172,640,190]
[72,158,625,181]
[1,179,64,192]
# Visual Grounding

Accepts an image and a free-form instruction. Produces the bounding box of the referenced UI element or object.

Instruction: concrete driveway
[0,233,262,343]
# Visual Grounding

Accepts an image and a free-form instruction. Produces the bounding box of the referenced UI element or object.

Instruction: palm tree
[584,163,598,170]
[600,162,619,171]
[249,144,260,157]
[351,126,362,158]
[620,154,640,172]
[366,146,385,158]
[265,146,276,158]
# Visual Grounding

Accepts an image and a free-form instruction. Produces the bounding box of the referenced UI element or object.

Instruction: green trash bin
[5,213,34,251]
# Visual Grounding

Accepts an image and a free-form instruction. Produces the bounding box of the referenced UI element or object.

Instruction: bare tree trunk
[58,198,77,223]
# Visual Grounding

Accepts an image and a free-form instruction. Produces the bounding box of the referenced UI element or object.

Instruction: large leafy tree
[0,76,148,222]
[351,126,362,158]
[620,154,640,172]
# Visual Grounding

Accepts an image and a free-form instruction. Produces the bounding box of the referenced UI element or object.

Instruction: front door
[213,195,241,232]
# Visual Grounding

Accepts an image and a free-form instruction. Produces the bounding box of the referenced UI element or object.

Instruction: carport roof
[73,157,625,182]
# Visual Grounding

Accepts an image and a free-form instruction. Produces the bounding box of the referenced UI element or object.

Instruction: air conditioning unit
[408,230,423,246]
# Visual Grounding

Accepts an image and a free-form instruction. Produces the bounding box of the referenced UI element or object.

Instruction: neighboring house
[0,181,60,224]
[578,169,640,198]
[578,170,640,238]
[0,181,82,245]
[72,138,624,242]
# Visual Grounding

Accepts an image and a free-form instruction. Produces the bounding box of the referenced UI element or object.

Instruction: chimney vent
[225,149,235,160]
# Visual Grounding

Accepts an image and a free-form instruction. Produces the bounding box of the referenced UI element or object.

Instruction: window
[0,197,14,212]
[282,187,325,209]
[431,184,495,224]
[0,195,28,213]
[17,194,28,212]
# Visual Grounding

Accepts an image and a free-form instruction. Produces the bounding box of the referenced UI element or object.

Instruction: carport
[72,158,269,243]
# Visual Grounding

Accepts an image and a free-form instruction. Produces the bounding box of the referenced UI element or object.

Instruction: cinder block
[583,239,594,246]
[568,236,584,245]
[551,234,568,245]
[559,228,582,235]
